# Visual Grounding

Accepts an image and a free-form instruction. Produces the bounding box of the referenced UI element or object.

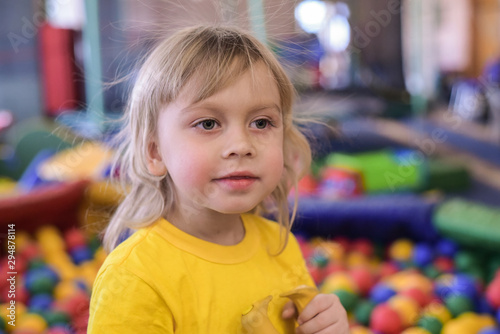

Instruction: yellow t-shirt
[88,213,315,334]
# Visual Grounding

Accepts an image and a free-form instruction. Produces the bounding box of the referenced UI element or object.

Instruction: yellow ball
[422,301,452,324]
[350,326,374,334]
[17,313,47,332]
[389,295,421,327]
[54,280,80,301]
[346,251,369,268]
[320,272,357,294]
[389,239,414,261]
[401,327,431,334]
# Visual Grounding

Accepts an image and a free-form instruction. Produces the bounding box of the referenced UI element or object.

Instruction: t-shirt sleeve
[88,264,174,334]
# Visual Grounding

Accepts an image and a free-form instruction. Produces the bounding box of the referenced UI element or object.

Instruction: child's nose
[221,130,256,158]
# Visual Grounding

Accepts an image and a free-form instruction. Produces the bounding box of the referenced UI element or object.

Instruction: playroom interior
[1,0,500,333]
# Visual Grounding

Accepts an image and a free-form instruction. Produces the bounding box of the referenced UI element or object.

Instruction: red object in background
[39,23,80,116]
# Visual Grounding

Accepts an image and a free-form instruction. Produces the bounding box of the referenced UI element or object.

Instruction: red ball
[64,228,87,251]
[332,237,351,252]
[325,262,347,276]
[370,303,403,334]
[351,239,374,257]
[307,264,326,285]
[400,287,432,308]
[433,256,454,273]
[379,262,399,278]
[486,278,500,309]
[350,267,375,296]
[20,242,41,261]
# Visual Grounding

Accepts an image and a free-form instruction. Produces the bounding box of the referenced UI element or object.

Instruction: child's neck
[165,209,245,246]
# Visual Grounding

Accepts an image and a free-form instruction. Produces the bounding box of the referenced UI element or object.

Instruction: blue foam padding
[405,119,500,167]
[292,194,439,242]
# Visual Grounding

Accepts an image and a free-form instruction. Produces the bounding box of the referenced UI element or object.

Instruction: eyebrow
[181,102,282,114]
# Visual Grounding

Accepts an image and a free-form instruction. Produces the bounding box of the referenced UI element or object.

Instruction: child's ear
[146,140,167,176]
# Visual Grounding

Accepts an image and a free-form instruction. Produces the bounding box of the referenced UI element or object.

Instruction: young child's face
[149,62,284,216]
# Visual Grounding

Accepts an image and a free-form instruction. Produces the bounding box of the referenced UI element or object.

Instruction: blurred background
[1,1,500,333]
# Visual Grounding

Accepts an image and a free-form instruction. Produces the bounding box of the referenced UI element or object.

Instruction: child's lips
[214,172,259,190]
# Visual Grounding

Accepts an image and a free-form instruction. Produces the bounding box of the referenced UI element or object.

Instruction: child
[88,25,348,333]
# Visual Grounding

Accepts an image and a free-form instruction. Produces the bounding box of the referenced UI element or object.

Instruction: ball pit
[300,237,500,333]
[0,226,103,334]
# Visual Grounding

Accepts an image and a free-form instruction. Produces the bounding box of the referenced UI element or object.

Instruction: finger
[282,300,297,319]
[295,306,336,334]
[313,322,350,334]
[297,294,337,325]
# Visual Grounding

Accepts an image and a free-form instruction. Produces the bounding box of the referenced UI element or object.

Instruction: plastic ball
[423,264,441,279]
[401,327,431,334]
[64,228,87,252]
[43,310,70,327]
[333,289,359,312]
[486,279,500,309]
[412,243,434,267]
[54,280,81,301]
[417,315,443,334]
[370,283,397,304]
[17,313,47,332]
[434,274,454,299]
[24,267,59,295]
[435,239,458,258]
[350,326,374,334]
[28,293,53,313]
[400,287,432,308]
[347,251,370,268]
[310,252,329,268]
[422,301,452,324]
[351,239,374,257]
[70,246,93,265]
[45,326,73,334]
[389,295,420,327]
[354,300,375,326]
[454,251,476,272]
[350,267,375,296]
[497,308,500,326]
[451,274,479,300]
[379,262,399,278]
[307,264,325,285]
[433,257,454,273]
[389,239,414,262]
[370,304,403,334]
[320,272,357,294]
[479,328,500,334]
[444,295,474,317]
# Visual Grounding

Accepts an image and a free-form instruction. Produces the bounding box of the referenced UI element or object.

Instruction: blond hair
[104,25,312,253]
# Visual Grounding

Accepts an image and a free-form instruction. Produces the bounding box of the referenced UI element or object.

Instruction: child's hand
[282,293,349,333]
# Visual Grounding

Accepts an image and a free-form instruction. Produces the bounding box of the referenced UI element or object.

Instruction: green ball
[0,314,5,330]
[29,277,55,295]
[28,258,46,270]
[424,264,441,279]
[454,251,476,272]
[444,295,473,317]
[333,289,359,312]
[417,315,443,334]
[43,310,71,326]
[354,300,375,326]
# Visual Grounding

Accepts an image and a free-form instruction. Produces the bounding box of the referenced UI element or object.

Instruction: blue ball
[370,283,397,304]
[413,243,434,267]
[476,296,495,315]
[451,274,478,299]
[70,246,93,264]
[435,239,459,257]
[497,308,500,326]
[29,293,53,312]
[479,327,500,334]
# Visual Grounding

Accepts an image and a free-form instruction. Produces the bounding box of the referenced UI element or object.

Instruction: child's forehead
[176,61,277,105]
